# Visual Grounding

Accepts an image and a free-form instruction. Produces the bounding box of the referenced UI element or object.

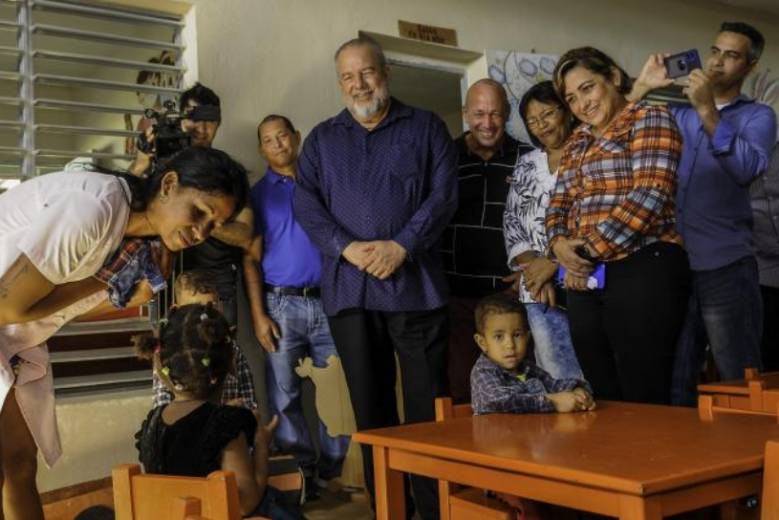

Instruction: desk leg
[373,446,405,520]
[438,480,452,520]
[618,496,662,520]
[719,500,739,520]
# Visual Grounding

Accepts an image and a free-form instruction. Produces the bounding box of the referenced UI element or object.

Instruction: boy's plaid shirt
[152,340,257,410]
[94,239,166,308]
[546,101,683,261]
[470,354,589,415]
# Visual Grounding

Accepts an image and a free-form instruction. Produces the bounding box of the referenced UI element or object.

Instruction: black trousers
[566,242,690,404]
[328,306,449,520]
[761,285,779,372]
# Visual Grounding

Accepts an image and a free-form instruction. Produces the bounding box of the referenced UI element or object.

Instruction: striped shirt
[546,101,683,261]
[441,133,533,297]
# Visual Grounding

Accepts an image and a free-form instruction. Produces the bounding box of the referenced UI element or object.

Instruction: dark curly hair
[135,303,233,400]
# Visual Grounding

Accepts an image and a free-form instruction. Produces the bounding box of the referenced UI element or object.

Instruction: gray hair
[334,35,387,71]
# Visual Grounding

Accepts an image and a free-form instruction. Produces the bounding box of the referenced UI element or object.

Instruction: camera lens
[678,59,687,70]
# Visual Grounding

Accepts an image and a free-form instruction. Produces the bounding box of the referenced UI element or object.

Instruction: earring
[159,194,168,203]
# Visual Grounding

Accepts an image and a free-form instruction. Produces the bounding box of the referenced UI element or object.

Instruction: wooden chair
[434,398,513,520]
[698,368,779,413]
[762,440,779,520]
[112,464,269,520]
[698,368,779,421]
[698,393,779,422]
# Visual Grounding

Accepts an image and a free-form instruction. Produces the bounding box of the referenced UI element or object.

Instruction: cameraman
[130,82,254,326]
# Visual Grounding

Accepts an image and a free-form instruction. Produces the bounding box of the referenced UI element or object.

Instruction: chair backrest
[435,397,473,422]
[762,440,779,520]
[112,464,242,520]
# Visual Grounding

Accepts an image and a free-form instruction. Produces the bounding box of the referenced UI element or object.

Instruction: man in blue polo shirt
[633,21,777,405]
[243,114,350,497]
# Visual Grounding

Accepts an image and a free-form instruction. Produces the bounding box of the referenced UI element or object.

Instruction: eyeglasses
[526,107,561,129]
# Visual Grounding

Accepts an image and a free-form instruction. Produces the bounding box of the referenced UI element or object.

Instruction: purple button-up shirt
[672,96,777,271]
[293,98,458,315]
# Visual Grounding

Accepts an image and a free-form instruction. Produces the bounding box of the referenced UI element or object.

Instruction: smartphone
[664,49,702,79]
[574,245,597,263]
[557,264,606,290]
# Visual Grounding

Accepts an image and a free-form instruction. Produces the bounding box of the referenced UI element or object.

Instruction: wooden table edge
[353,432,766,496]
[367,444,764,519]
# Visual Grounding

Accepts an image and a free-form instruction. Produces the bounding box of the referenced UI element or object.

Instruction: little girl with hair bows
[134,303,301,519]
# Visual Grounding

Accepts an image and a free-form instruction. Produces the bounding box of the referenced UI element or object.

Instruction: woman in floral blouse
[504,80,583,380]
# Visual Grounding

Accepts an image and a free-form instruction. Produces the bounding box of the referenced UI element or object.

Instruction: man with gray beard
[293,36,458,519]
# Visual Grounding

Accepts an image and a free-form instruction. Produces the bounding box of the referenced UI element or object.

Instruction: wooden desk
[354,401,779,519]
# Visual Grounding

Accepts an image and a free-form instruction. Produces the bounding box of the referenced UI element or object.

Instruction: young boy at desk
[470,293,595,415]
[470,294,595,519]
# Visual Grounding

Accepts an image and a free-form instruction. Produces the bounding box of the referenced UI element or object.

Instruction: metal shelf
[34,73,182,94]
[34,97,145,115]
[36,148,133,160]
[0,70,20,81]
[51,346,136,363]
[32,23,184,52]
[33,49,185,73]
[58,315,152,336]
[53,369,152,392]
[0,45,21,56]
[31,0,184,28]
[0,96,21,106]
[0,119,22,128]
[0,20,21,31]
[36,123,139,137]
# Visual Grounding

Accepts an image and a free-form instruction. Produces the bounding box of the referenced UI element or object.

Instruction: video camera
[136,100,222,162]
[136,99,191,160]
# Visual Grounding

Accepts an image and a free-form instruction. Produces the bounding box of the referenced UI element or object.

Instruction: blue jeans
[671,256,763,406]
[525,303,584,380]
[265,293,350,479]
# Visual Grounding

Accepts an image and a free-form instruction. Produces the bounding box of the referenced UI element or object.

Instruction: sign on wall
[398,20,458,46]
[487,50,559,144]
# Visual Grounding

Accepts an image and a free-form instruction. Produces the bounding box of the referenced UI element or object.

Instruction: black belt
[264,284,320,298]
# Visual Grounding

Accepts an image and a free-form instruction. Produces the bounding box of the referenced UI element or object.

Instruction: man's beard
[345,84,390,121]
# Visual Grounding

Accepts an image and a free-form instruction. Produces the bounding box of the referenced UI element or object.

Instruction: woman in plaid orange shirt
[546,47,691,405]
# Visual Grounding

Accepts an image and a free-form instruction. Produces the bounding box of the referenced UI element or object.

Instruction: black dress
[135,402,256,476]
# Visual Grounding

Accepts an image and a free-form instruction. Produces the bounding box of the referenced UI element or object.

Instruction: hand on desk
[548,388,596,413]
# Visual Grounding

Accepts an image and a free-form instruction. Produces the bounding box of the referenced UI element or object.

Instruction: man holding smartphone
[631,22,777,405]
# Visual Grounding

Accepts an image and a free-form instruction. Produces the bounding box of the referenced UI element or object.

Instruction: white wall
[188,0,779,173]
[37,389,152,492]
